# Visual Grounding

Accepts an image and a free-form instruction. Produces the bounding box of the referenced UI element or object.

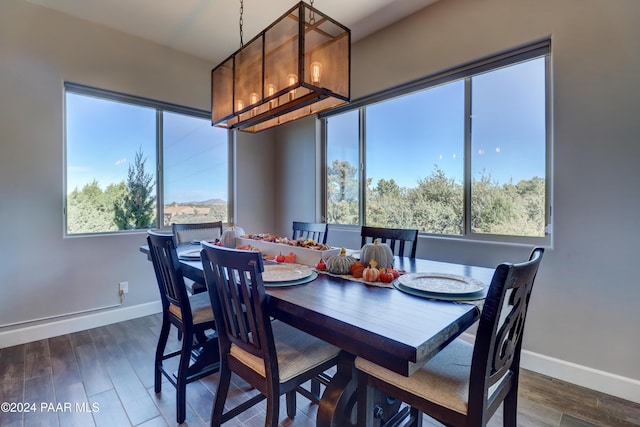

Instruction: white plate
[397,273,485,295]
[262,264,313,283]
[264,272,318,287]
[178,249,201,260]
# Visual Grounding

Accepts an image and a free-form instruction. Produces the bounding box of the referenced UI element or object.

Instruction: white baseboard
[0,301,163,348]
[460,332,640,405]
[520,349,640,405]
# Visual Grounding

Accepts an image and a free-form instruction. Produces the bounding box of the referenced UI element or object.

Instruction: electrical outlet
[119,281,129,295]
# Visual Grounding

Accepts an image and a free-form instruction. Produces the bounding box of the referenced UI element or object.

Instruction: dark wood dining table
[141,244,495,426]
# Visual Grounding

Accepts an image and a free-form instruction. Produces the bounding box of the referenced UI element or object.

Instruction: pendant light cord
[309,0,315,25]
[239,0,244,48]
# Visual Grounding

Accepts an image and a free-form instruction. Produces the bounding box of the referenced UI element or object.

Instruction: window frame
[320,40,552,246]
[63,82,233,236]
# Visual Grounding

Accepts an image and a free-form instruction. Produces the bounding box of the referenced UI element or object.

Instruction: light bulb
[236,100,244,112]
[249,92,259,105]
[287,74,297,101]
[266,84,277,109]
[310,61,322,85]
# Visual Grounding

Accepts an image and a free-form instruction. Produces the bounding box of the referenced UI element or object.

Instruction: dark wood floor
[1,313,639,427]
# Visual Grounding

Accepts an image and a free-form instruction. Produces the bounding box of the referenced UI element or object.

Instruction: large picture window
[323,41,550,243]
[65,84,230,235]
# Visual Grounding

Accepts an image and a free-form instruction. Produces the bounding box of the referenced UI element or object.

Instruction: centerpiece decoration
[221,224,246,248]
[325,248,356,275]
[360,239,394,269]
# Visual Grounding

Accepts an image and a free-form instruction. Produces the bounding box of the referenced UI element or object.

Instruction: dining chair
[172,220,223,245]
[360,226,419,258]
[172,221,223,294]
[292,221,328,244]
[146,231,220,424]
[200,242,341,426]
[355,247,545,427]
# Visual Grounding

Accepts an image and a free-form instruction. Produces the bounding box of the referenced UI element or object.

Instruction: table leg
[317,352,406,427]
[317,352,358,427]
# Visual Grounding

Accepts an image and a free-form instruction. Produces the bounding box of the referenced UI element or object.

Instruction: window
[323,41,550,243]
[65,84,230,235]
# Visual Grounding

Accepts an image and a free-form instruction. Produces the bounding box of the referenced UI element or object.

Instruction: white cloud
[115,157,127,166]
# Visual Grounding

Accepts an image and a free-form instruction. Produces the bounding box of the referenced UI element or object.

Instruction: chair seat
[169,292,214,325]
[231,320,340,383]
[356,338,473,415]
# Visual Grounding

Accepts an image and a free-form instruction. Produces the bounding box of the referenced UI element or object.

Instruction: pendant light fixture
[211,0,350,133]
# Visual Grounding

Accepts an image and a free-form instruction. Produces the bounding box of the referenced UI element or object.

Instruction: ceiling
[24,0,438,65]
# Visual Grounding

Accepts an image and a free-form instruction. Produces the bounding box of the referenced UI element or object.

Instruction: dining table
[140,242,495,426]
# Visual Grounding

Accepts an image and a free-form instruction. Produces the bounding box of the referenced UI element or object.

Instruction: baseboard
[520,349,640,404]
[461,332,640,405]
[0,301,163,348]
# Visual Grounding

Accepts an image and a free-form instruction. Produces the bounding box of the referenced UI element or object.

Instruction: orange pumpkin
[379,268,394,283]
[362,261,380,282]
[349,261,365,278]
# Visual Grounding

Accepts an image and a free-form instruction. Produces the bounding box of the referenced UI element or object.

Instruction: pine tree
[114,149,156,230]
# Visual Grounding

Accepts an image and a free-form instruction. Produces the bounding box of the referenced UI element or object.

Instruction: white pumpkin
[360,239,394,269]
[221,225,245,248]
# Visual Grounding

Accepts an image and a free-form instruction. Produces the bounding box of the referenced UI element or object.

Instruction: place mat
[315,269,395,288]
[264,272,318,288]
[178,249,201,260]
[397,272,486,295]
[263,263,313,283]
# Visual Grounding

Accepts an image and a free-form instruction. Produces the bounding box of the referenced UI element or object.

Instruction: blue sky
[328,58,546,188]
[66,93,228,203]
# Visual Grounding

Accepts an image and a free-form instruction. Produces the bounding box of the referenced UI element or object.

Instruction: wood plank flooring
[1,313,639,426]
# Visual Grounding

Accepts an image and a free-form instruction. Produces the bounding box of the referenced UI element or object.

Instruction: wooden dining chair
[172,220,224,245]
[292,221,328,244]
[360,226,419,258]
[172,221,223,294]
[146,231,220,424]
[200,242,341,426]
[355,247,545,427]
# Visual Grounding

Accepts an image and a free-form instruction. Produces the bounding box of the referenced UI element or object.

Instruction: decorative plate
[397,272,486,295]
[262,263,313,283]
[264,272,318,288]
[178,249,201,260]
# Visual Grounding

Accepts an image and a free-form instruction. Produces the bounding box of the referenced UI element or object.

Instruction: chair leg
[311,378,321,399]
[406,407,423,427]
[266,387,281,426]
[357,372,374,427]
[211,362,231,426]
[154,315,170,393]
[286,390,297,419]
[176,330,193,424]
[503,385,518,427]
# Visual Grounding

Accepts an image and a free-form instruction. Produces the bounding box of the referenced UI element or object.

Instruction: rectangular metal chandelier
[211,1,350,133]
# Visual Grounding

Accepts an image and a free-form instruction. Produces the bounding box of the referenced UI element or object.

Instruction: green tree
[327,160,359,224]
[114,149,156,230]
[67,180,119,233]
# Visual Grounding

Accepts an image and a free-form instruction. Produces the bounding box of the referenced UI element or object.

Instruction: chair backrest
[292,221,328,244]
[200,243,278,374]
[360,226,419,258]
[172,221,224,245]
[468,247,544,421]
[147,231,194,325]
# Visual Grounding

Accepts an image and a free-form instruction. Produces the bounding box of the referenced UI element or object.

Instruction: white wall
[275,0,640,402]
